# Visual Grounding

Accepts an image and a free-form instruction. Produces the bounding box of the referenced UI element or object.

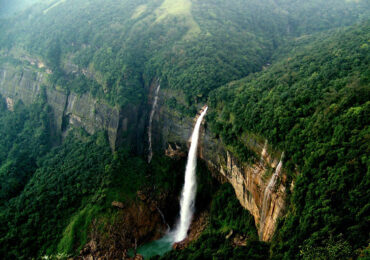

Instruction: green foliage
[0,97,50,204]
[57,205,101,255]
[1,0,367,108]
[208,23,370,258]
[104,147,147,202]
[207,184,258,239]
[358,244,370,259]
[0,95,6,110]
[147,155,186,196]
[0,131,110,259]
[158,184,268,260]
[299,234,352,260]
[0,1,368,259]
[0,127,151,259]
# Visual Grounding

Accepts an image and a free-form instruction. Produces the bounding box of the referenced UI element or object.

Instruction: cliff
[0,64,145,150]
[0,60,292,241]
[152,89,293,241]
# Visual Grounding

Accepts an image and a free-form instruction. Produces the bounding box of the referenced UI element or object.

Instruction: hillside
[1,0,368,106]
[0,0,369,259]
[207,22,370,259]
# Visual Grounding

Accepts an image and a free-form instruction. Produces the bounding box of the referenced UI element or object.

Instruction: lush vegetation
[0,0,368,108]
[157,184,269,260]
[0,0,369,259]
[0,100,194,259]
[208,22,370,258]
[0,99,151,259]
[0,94,51,205]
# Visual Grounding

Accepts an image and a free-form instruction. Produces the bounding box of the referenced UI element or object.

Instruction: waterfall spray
[173,106,208,242]
[148,83,161,163]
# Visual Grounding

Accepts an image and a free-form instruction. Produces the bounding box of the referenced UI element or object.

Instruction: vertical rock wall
[0,62,292,241]
[0,65,145,151]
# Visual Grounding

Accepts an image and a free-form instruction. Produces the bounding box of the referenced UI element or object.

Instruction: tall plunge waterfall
[148,83,160,163]
[173,106,208,242]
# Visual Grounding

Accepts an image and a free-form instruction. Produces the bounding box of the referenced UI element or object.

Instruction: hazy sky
[0,0,41,17]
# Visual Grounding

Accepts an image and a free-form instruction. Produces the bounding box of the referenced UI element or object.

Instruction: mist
[0,0,41,17]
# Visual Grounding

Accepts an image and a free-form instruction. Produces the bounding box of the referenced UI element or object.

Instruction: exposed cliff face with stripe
[0,65,145,150]
[152,92,293,241]
[206,145,289,241]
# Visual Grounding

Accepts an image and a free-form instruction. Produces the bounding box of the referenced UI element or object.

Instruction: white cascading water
[259,152,284,238]
[173,106,208,242]
[148,83,161,163]
[260,139,268,163]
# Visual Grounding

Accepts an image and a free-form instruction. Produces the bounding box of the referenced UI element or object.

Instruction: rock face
[0,60,292,241]
[214,149,288,241]
[152,90,293,241]
[0,65,145,150]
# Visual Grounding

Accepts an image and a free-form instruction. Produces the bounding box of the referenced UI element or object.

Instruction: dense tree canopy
[0,0,368,259]
[208,22,370,259]
[0,0,368,107]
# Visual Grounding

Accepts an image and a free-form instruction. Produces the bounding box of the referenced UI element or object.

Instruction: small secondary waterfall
[173,106,208,242]
[259,152,284,238]
[148,83,161,163]
[156,206,170,232]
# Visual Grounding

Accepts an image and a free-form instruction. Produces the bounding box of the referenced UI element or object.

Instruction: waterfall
[259,152,284,239]
[173,106,208,242]
[148,83,161,163]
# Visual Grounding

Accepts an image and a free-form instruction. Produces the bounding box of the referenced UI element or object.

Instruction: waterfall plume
[173,106,208,242]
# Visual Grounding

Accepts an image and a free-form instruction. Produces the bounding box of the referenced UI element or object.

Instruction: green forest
[0,0,369,259]
[208,23,370,259]
[0,0,368,107]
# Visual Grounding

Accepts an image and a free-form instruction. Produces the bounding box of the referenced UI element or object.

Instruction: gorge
[0,65,289,243]
[0,1,368,259]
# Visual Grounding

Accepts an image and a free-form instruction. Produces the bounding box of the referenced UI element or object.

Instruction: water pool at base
[135,234,173,259]
[133,108,208,259]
